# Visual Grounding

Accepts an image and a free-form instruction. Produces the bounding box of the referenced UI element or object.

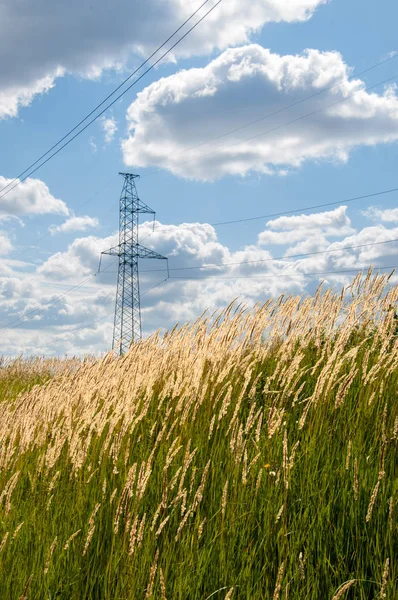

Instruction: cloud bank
[2,204,397,356]
[122,46,398,180]
[0,0,327,119]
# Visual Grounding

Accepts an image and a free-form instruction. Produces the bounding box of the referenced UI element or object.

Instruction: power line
[0,0,213,196]
[147,184,398,232]
[139,237,398,273]
[0,0,223,202]
[210,187,398,227]
[169,265,398,280]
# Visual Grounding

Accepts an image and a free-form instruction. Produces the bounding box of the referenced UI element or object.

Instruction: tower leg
[112,258,141,355]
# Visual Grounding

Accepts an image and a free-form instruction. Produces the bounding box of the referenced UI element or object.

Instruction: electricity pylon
[101,173,168,354]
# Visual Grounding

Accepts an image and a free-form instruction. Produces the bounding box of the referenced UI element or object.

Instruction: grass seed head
[332,580,356,599]
[0,532,9,554]
[44,537,57,574]
[380,557,389,598]
[366,481,380,523]
[272,561,285,600]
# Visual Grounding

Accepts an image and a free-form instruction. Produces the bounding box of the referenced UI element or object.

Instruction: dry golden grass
[0,271,396,599]
[1,272,396,473]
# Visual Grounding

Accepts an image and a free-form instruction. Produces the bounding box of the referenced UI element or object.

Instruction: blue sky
[1,0,398,355]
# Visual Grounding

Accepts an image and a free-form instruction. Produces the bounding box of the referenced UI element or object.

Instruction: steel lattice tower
[101,173,168,354]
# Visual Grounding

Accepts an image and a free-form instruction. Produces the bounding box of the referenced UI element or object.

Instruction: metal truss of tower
[101,173,168,355]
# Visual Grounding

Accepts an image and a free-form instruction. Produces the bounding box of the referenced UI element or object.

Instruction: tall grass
[0,272,397,599]
[0,356,82,402]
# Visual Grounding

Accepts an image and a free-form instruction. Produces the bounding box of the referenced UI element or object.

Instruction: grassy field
[0,273,397,599]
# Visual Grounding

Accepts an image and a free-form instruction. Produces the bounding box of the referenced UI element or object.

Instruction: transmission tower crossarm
[101,244,167,261]
[136,199,156,215]
[137,246,168,260]
[101,244,123,257]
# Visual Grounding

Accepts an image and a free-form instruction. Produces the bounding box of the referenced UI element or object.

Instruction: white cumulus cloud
[363,206,398,223]
[122,46,398,180]
[49,215,99,235]
[258,206,355,245]
[0,177,69,218]
[0,0,327,119]
[37,233,117,280]
[0,70,62,120]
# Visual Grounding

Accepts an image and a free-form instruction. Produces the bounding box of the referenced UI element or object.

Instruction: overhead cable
[169,265,398,280]
[140,237,398,273]
[0,0,223,201]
